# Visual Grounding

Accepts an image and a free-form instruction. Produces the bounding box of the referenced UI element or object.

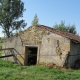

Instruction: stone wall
[2,26,48,65]
[19,26,47,46]
[39,33,70,67]
[19,26,50,64]
[2,36,25,64]
[2,26,71,66]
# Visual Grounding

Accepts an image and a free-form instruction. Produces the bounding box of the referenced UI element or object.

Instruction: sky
[0,0,80,37]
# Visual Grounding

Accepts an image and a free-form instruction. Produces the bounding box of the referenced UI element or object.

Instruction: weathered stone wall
[3,36,22,50]
[2,26,48,65]
[39,33,70,67]
[2,26,71,66]
[2,36,25,64]
[19,26,49,64]
[68,41,80,67]
[19,26,47,46]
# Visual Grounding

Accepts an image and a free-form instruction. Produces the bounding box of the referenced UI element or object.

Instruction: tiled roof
[36,24,80,43]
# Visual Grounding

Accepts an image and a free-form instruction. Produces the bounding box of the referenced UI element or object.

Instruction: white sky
[0,28,4,37]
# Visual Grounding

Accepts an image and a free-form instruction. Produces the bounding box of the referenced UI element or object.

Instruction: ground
[0,59,80,80]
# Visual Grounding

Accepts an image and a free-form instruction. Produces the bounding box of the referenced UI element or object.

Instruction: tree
[53,20,76,34]
[67,24,76,34]
[53,21,68,31]
[31,14,38,26]
[0,0,27,38]
[2,30,6,37]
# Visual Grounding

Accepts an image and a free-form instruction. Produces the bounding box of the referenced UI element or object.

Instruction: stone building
[2,25,80,68]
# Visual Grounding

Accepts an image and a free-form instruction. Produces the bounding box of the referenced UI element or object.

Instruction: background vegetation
[31,14,39,26]
[53,20,77,34]
[0,0,26,38]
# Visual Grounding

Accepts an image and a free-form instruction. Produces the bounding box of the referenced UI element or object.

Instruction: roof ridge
[36,24,80,43]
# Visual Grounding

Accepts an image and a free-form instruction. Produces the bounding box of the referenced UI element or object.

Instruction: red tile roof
[36,25,80,43]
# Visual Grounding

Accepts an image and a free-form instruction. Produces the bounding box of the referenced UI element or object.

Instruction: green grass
[0,59,80,80]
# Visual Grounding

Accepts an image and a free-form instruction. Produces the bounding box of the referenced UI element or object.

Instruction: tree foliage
[31,14,38,26]
[0,0,27,38]
[53,21,76,34]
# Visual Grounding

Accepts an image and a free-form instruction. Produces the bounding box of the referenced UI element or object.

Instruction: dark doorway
[25,47,38,66]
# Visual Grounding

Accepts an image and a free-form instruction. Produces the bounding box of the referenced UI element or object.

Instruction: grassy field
[0,59,80,80]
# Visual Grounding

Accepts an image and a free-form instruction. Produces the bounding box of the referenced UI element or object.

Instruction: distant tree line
[53,20,76,34]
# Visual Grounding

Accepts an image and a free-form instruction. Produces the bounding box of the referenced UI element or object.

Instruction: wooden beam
[0,48,14,51]
[0,54,13,58]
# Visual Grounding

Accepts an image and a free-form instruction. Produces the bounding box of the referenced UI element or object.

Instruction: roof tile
[36,24,80,43]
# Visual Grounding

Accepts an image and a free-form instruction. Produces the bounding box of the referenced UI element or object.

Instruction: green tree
[67,24,76,34]
[31,14,38,26]
[53,20,76,34]
[2,30,6,37]
[0,0,27,38]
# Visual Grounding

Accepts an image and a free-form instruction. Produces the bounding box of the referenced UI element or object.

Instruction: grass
[0,59,80,80]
